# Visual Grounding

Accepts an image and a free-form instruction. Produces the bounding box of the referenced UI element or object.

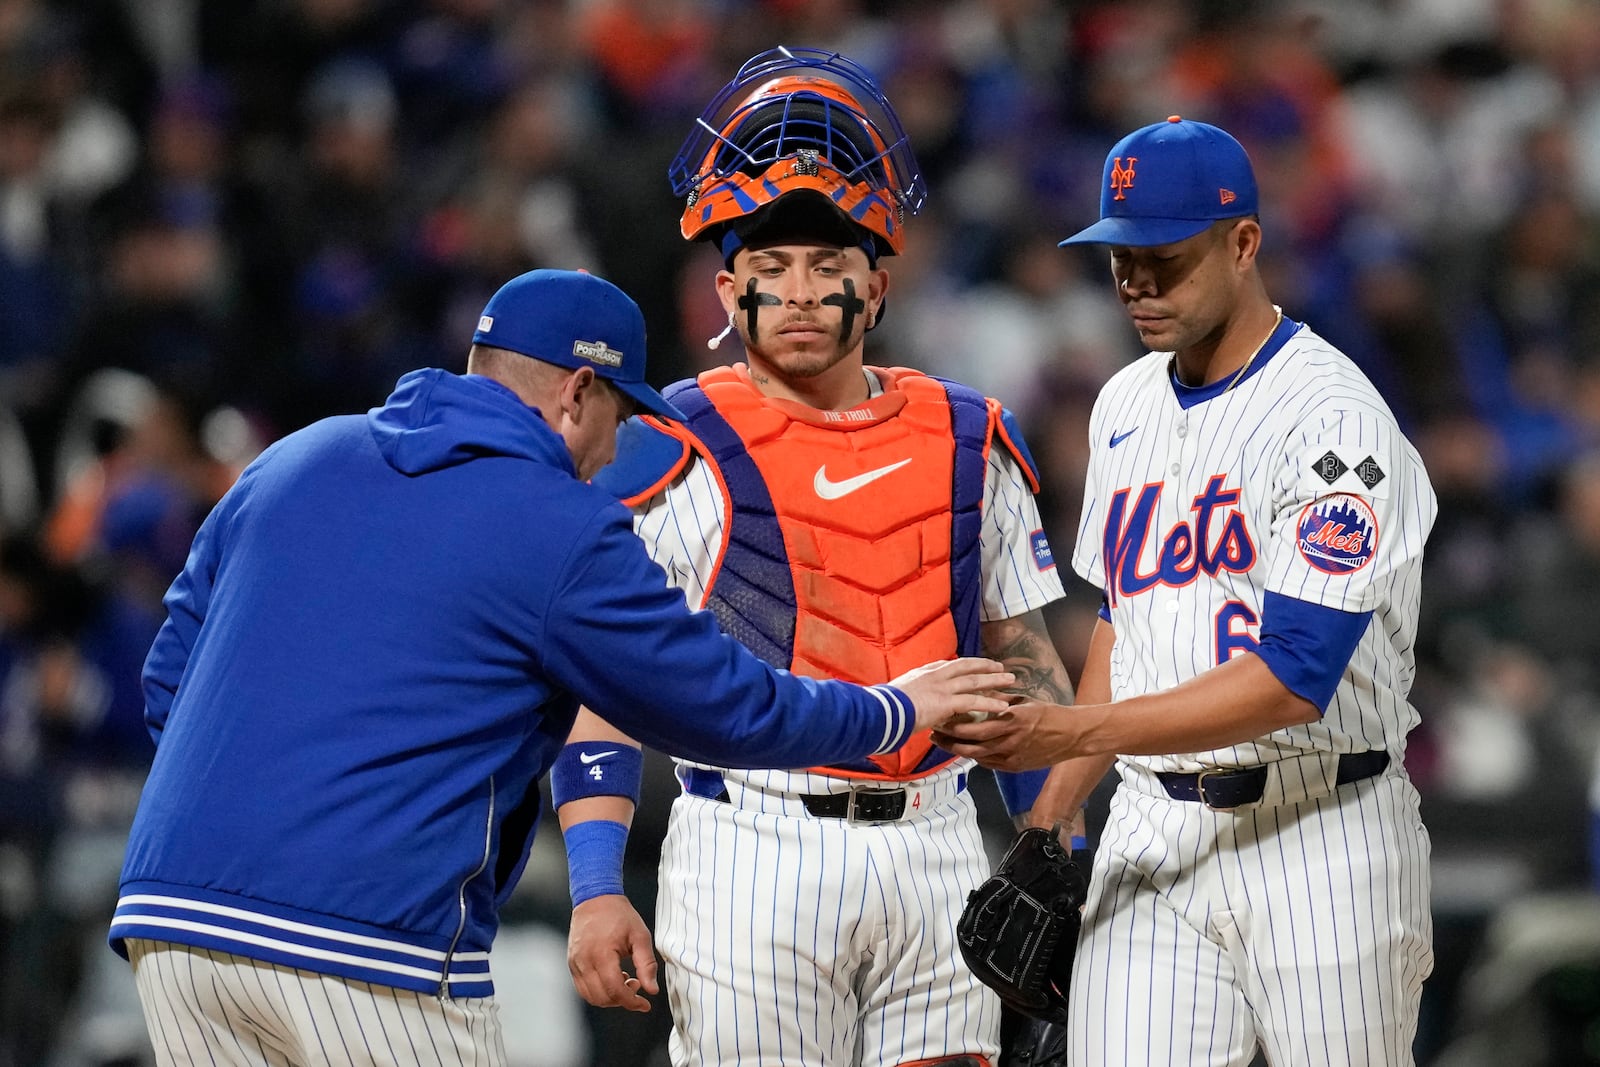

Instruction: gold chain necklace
[1171,310,1284,391]
[1219,310,1283,393]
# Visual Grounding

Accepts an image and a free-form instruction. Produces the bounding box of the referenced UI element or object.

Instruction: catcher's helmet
[670,46,927,260]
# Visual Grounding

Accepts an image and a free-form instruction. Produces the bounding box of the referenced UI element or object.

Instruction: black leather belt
[1155,750,1389,810]
[799,789,907,822]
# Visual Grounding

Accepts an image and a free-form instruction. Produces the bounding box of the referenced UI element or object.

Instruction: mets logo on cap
[1110,156,1137,201]
[1296,494,1378,575]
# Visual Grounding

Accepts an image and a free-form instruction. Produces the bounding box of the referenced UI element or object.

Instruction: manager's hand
[567,894,658,1012]
[931,700,1077,771]
[894,658,1015,735]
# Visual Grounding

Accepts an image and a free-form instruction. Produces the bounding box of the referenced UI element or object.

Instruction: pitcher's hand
[932,700,1083,771]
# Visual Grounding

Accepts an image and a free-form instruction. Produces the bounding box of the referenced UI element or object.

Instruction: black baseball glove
[956,826,1087,1027]
[999,1008,1068,1067]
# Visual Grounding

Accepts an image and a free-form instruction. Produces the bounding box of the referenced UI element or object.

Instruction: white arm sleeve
[982,446,1067,621]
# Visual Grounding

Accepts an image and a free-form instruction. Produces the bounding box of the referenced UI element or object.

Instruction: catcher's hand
[957,826,1087,1027]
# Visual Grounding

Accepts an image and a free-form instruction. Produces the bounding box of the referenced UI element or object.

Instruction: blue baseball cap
[1058,116,1258,248]
[472,269,683,420]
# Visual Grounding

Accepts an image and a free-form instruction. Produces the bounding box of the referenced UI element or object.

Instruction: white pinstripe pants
[127,939,508,1067]
[655,785,1001,1067]
[1066,769,1434,1067]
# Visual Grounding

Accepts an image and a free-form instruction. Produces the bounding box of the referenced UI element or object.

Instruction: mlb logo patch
[477,315,494,333]
[1030,529,1055,571]
[1296,494,1378,575]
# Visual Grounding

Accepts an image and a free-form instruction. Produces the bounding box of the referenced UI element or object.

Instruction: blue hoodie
[111,369,912,997]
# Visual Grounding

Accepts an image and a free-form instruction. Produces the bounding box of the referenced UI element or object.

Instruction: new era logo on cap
[1059,116,1259,248]
[478,315,494,332]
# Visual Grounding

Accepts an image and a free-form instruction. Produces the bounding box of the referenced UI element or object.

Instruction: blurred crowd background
[2,0,1600,1064]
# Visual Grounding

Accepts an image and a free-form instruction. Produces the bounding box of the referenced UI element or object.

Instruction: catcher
[554,45,1087,1067]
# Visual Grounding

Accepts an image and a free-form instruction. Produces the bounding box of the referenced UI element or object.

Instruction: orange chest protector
[663,365,994,779]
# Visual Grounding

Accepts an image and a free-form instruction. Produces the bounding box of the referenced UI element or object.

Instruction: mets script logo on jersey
[1103,475,1254,606]
[1296,494,1378,575]
[1110,156,1137,200]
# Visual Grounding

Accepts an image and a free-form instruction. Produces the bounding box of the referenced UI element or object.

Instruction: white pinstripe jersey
[633,368,1065,791]
[1071,316,1437,774]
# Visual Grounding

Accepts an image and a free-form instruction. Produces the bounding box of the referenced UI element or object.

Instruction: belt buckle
[846,787,904,823]
[1194,769,1239,812]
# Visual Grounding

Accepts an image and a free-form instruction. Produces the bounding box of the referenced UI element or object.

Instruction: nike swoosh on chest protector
[813,458,913,500]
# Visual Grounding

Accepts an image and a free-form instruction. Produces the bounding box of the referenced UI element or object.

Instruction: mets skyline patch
[1296,494,1379,575]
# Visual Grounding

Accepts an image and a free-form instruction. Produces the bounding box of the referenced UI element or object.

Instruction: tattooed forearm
[984,610,1092,828]
[980,610,1075,705]
[1014,805,1087,839]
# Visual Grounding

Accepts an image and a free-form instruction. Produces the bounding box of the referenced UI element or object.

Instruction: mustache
[778,313,830,329]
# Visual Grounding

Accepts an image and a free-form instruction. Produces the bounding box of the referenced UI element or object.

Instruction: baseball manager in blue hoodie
[109,268,1014,1065]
